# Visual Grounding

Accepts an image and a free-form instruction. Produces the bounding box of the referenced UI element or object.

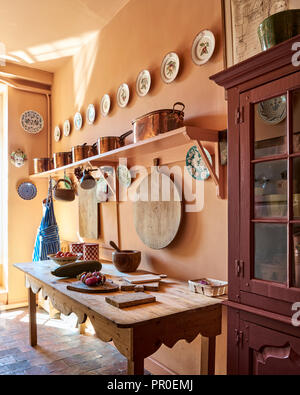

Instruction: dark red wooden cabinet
[211,35,300,375]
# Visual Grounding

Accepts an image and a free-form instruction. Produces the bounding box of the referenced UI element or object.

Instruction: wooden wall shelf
[30,126,225,199]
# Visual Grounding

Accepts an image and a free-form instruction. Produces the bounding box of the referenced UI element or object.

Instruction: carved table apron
[14,261,222,375]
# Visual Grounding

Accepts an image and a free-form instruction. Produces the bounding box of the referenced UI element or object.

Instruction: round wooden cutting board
[67,281,119,294]
[133,169,182,249]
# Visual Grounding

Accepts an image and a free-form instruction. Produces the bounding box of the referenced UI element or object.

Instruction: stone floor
[0,307,149,375]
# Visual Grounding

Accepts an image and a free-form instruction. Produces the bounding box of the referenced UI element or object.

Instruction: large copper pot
[97,130,133,154]
[132,102,185,143]
[53,151,72,168]
[33,158,53,174]
[72,143,97,162]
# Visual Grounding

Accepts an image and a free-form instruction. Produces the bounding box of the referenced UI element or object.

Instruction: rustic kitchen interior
[0,0,300,377]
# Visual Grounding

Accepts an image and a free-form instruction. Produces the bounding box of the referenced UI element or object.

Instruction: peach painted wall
[7,87,49,304]
[51,0,228,374]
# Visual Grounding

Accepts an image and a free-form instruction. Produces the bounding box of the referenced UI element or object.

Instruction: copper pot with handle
[72,142,97,163]
[97,130,133,154]
[132,102,185,143]
[53,151,72,168]
[33,157,53,174]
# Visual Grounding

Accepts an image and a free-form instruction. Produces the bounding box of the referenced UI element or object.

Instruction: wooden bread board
[105,292,156,308]
[67,281,119,293]
[123,274,163,284]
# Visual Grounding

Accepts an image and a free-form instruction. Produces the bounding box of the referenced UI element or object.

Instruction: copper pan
[33,158,53,174]
[132,102,185,143]
[72,143,97,162]
[53,151,72,168]
[97,130,133,154]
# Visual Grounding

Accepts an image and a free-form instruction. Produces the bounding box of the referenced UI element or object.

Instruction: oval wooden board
[133,170,182,249]
[67,281,119,293]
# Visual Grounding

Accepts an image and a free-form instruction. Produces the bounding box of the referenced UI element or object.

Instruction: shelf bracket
[195,139,225,200]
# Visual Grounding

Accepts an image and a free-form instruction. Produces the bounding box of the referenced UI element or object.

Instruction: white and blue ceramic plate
[186,145,212,181]
[20,111,44,134]
[17,182,37,200]
[258,96,287,125]
[74,112,83,130]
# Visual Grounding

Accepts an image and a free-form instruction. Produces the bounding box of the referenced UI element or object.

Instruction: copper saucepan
[132,102,185,143]
[33,158,53,174]
[72,143,97,162]
[53,151,72,168]
[97,130,133,154]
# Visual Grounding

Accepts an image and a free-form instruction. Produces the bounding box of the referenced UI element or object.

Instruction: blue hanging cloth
[33,178,60,262]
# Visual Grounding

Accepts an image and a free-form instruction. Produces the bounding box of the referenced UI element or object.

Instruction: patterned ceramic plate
[100,94,111,117]
[161,52,180,84]
[191,30,215,66]
[17,182,37,200]
[258,96,287,125]
[20,111,44,134]
[117,165,131,188]
[86,104,96,125]
[63,120,71,137]
[54,126,61,142]
[186,145,212,181]
[74,112,83,130]
[136,70,151,97]
[117,84,130,108]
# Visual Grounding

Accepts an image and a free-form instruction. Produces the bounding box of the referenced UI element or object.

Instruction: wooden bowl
[112,250,141,273]
[48,253,82,266]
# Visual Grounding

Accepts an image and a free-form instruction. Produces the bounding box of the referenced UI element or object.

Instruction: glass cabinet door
[240,80,300,302]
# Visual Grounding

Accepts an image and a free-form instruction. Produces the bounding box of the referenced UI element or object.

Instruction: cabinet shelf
[30,126,225,199]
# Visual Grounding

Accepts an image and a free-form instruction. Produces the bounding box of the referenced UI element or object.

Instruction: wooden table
[14,261,222,375]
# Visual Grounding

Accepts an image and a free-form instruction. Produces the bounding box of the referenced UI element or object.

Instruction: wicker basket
[188,278,228,297]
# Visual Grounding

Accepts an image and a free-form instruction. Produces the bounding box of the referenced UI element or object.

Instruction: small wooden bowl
[112,250,141,273]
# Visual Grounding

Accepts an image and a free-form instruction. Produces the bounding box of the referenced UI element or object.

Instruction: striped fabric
[33,193,60,262]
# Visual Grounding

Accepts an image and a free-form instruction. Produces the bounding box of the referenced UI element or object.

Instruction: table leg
[127,358,144,375]
[28,288,37,347]
[200,336,216,375]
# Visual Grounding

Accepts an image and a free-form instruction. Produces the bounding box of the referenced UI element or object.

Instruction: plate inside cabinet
[100,94,111,117]
[186,145,212,181]
[117,83,130,108]
[136,70,151,97]
[54,126,61,142]
[74,112,83,130]
[63,120,71,137]
[191,30,215,65]
[86,104,96,125]
[20,110,44,134]
[17,182,37,200]
[160,52,180,84]
[257,96,287,125]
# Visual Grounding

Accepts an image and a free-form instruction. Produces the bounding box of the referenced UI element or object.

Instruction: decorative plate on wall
[86,104,96,125]
[63,120,71,137]
[136,70,151,97]
[117,165,132,188]
[17,182,37,200]
[117,83,130,108]
[191,30,215,66]
[100,94,111,117]
[160,52,180,84]
[54,126,61,142]
[74,112,83,130]
[186,145,212,181]
[20,111,44,134]
[258,96,287,125]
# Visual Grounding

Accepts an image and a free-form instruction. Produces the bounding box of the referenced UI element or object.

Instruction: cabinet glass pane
[293,225,300,288]
[254,95,287,159]
[293,157,300,219]
[293,90,300,153]
[254,160,287,218]
[254,223,287,283]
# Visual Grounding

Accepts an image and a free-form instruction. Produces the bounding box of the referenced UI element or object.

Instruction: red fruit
[85,276,98,286]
